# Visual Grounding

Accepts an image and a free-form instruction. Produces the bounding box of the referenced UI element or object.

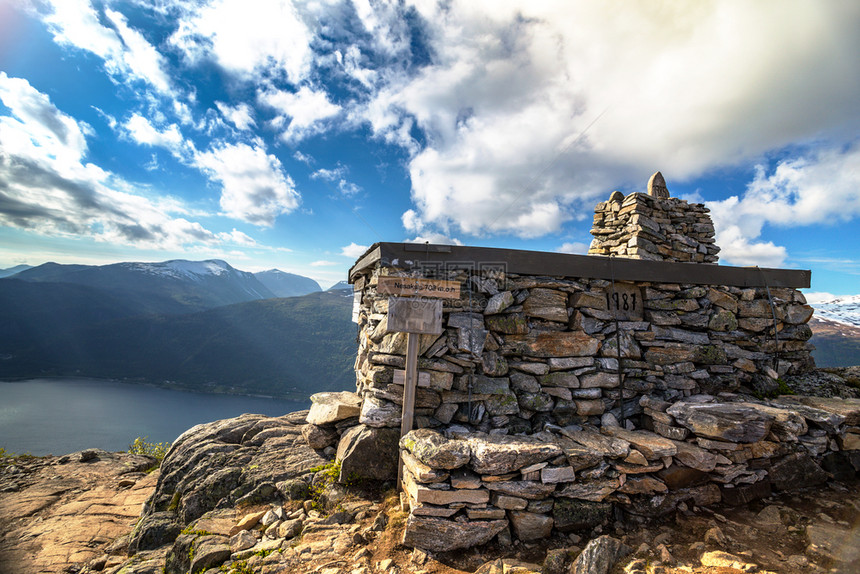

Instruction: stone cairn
[588,172,720,263]
[295,174,857,553]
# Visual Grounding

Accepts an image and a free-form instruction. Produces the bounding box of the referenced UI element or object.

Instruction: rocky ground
[1,367,858,574]
[0,450,158,574]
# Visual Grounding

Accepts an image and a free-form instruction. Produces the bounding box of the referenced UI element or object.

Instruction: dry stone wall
[397,395,860,552]
[350,267,814,436]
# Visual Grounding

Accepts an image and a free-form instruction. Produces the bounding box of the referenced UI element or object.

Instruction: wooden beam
[349,243,811,289]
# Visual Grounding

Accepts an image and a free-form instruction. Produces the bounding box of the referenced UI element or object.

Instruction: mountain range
[0,260,351,398]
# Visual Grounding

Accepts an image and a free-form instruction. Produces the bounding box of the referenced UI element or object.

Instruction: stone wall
[350,267,814,436]
[587,173,720,263]
[397,395,860,552]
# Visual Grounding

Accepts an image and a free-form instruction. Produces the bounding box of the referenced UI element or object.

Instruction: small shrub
[776,378,796,396]
[128,436,171,462]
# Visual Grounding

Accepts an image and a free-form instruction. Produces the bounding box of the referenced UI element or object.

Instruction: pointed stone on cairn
[647,171,670,198]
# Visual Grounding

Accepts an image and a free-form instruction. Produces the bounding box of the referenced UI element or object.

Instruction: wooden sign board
[377,276,461,300]
[387,297,443,335]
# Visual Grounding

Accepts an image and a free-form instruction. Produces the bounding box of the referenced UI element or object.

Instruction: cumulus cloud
[311,165,362,196]
[169,0,312,83]
[194,141,300,226]
[556,242,590,255]
[0,73,247,251]
[351,0,860,240]
[708,144,860,266]
[310,260,338,267]
[123,113,186,157]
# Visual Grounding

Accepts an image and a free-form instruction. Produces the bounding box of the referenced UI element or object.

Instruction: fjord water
[0,378,310,456]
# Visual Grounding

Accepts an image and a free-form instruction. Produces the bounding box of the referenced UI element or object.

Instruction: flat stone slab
[776,396,860,426]
[560,427,630,458]
[400,428,471,470]
[600,427,677,459]
[0,452,159,574]
[666,401,774,443]
[306,391,362,425]
[467,434,563,475]
[401,515,508,552]
[806,523,860,564]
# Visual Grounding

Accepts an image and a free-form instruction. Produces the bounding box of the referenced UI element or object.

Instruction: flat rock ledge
[0,450,159,574]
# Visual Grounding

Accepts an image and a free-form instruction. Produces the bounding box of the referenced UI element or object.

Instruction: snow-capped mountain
[810,295,860,329]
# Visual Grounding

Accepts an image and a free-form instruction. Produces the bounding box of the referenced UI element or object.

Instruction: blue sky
[0,0,858,294]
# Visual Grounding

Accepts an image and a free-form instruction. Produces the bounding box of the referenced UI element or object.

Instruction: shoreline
[0,375,316,402]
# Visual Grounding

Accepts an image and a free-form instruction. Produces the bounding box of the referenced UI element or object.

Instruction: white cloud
[311,165,362,196]
[215,102,256,131]
[293,151,314,165]
[404,234,463,246]
[340,242,369,258]
[124,113,185,156]
[217,228,257,246]
[169,0,312,84]
[556,242,589,255]
[0,72,89,165]
[310,260,338,267]
[0,74,236,252]
[708,144,860,266]
[194,141,300,226]
[259,86,341,142]
[355,0,860,239]
[104,9,171,93]
[41,0,172,94]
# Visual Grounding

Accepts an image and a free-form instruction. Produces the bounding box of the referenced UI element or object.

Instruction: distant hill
[0,289,356,398]
[12,260,276,314]
[0,264,32,278]
[809,317,860,368]
[809,295,860,367]
[327,280,352,291]
[254,269,321,297]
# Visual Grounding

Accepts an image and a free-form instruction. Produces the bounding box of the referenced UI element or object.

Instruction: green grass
[128,437,171,461]
[0,447,38,468]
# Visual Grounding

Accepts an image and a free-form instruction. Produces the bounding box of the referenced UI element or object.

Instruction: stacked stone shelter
[298,174,856,553]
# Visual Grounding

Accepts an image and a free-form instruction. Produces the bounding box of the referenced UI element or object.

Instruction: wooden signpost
[384,277,460,488]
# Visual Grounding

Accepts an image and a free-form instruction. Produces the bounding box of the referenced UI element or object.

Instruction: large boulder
[337,424,400,482]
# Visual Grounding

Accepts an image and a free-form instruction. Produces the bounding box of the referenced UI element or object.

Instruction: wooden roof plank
[348,243,810,289]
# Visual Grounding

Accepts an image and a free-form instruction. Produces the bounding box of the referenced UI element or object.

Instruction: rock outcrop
[130,411,326,554]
